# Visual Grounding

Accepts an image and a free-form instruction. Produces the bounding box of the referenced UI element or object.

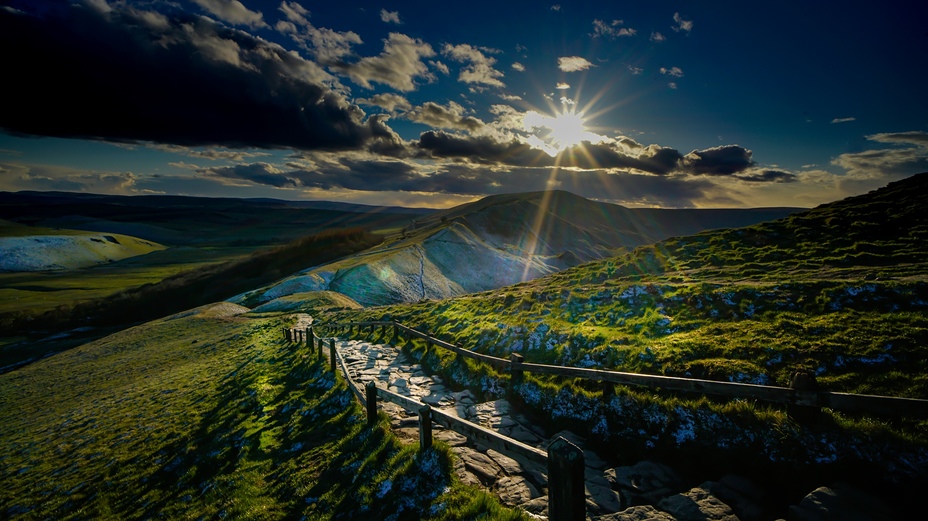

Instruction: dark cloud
[0,1,377,151]
[682,145,755,175]
[738,169,798,183]
[406,102,485,132]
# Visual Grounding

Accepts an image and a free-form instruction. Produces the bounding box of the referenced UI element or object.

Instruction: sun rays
[523,109,600,157]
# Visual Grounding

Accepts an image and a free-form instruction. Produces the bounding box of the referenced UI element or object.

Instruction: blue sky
[1,0,926,208]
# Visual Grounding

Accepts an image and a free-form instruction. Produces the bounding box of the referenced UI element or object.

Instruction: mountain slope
[335,173,928,398]
[239,190,801,306]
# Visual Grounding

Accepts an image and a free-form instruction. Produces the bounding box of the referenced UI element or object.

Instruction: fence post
[602,381,615,402]
[317,336,323,359]
[285,328,293,343]
[306,327,313,349]
[418,405,432,451]
[366,381,378,426]
[282,328,287,341]
[548,436,585,521]
[392,322,399,344]
[788,371,820,423]
[381,323,387,338]
[329,339,337,373]
[509,353,524,399]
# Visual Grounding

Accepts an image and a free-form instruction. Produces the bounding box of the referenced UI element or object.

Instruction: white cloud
[660,66,684,77]
[558,56,593,72]
[429,60,450,75]
[628,65,643,75]
[356,93,412,112]
[592,19,636,38]
[830,117,856,124]
[511,62,525,72]
[406,101,485,131]
[673,12,693,33]
[499,93,522,101]
[192,0,267,28]
[551,4,561,11]
[336,33,436,91]
[556,82,570,90]
[866,131,928,146]
[832,131,928,180]
[559,96,575,106]
[442,43,506,88]
[668,82,678,89]
[380,9,401,24]
[276,2,362,64]
[650,31,665,42]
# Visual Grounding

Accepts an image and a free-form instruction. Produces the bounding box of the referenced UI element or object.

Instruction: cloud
[737,169,798,183]
[558,56,594,72]
[673,12,693,33]
[0,162,139,194]
[333,33,436,91]
[628,66,643,75]
[0,3,381,151]
[682,145,756,176]
[830,117,856,124]
[660,67,684,77]
[145,144,272,162]
[357,93,413,112]
[380,9,401,24]
[430,60,450,75]
[442,43,506,88]
[556,82,570,90]
[592,19,636,38]
[406,101,485,131]
[866,131,928,147]
[551,5,561,11]
[668,82,678,89]
[832,142,928,179]
[650,31,665,42]
[192,0,267,28]
[512,62,526,72]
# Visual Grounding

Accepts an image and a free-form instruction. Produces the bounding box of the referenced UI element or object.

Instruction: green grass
[0,307,529,520]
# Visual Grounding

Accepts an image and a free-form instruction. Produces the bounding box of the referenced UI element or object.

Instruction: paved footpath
[335,336,624,519]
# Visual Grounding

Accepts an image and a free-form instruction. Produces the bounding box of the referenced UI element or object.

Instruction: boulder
[605,460,684,505]
[494,475,541,506]
[703,476,767,521]
[657,485,739,521]
[788,482,895,521]
[592,505,676,521]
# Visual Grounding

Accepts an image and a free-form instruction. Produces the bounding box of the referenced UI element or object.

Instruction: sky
[1,0,927,209]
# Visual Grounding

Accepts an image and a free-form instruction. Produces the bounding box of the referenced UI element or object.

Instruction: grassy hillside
[243,190,800,307]
[0,229,382,372]
[325,174,928,495]
[0,304,527,520]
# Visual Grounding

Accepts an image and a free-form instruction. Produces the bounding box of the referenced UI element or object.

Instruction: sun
[523,109,599,156]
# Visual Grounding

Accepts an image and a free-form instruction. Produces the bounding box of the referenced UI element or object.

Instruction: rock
[703,476,766,521]
[434,429,467,447]
[592,505,676,521]
[456,446,503,484]
[586,471,624,515]
[452,455,482,487]
[495,475,541,506]
[657,485,739,521]
[605,460,684,505]
[505,425,542,444]
[486,448,524,475]
[519,495,549,517]
[788,482,895,521]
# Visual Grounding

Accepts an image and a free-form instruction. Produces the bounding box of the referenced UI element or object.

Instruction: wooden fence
[310,320,928,419]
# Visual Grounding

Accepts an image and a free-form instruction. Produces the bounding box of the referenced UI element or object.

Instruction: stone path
[335,337,623,518]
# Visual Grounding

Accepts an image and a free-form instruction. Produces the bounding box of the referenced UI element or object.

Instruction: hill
[0,304,526,520]
[0,220,165,271]
[236,190,801,306]
[326,174,928,495]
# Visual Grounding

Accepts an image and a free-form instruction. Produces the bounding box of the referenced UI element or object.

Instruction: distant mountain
[237,190,802,306]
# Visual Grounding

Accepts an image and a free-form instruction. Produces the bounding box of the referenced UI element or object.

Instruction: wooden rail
[311,320,928,419]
